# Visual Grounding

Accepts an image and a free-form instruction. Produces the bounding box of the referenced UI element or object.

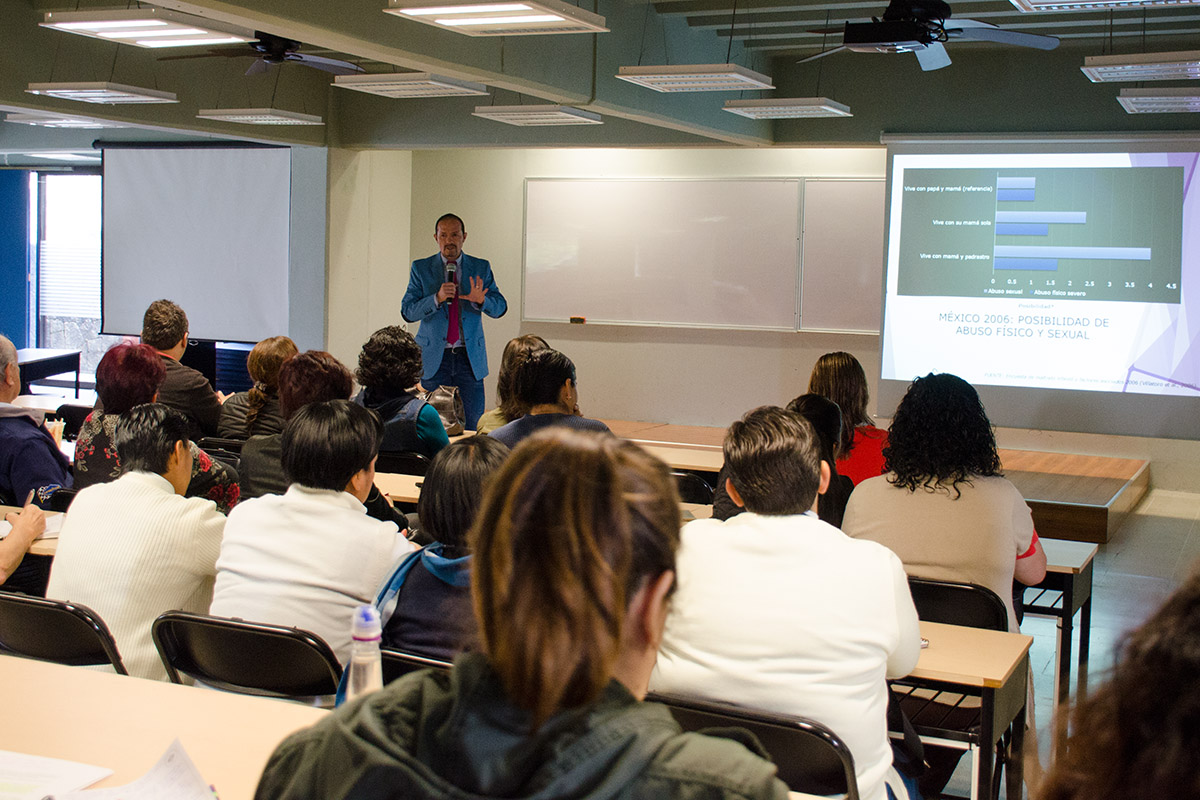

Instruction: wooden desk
[373,472,423,504]
[13,394,67,415]
[905,621,1033,800]
[1,505,62,557]
[0,654,326,798]
[17,348,81,397]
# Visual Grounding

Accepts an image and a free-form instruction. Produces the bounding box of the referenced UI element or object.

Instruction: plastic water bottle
[345,605,383,701]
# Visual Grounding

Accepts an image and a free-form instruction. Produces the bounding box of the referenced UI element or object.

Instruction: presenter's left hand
[463,276,488,304]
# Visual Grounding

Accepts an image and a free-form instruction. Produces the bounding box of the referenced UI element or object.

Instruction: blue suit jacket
[401,252,507,381]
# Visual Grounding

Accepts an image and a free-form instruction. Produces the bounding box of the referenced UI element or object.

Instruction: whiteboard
[523,179,800,331]
[799,178,885,333]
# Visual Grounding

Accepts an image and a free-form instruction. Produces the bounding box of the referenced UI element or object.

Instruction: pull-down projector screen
[102,146,291,343]
[879,143,1200,439]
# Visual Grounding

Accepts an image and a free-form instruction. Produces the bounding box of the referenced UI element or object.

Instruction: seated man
[138,299,223,439]
[211,400,416,664]
[486,349,610,449]
[0,334,72,595]
[651,406,921,800]
[46,404,226,680]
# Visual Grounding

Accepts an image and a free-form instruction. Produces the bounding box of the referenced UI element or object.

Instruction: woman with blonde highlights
[475,334,549,434]
[219,336,298,438]
[256,429,787,800]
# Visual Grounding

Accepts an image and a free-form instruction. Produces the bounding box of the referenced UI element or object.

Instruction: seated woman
[486,349,610,449]
[74,343,240,514]
[374,435,509,660]
[255,429,788,800]
[713,393,854,527]
[474,334,549,434]
[808,351,888,485]
[354,326,448,459]
[218,336,298,439]
[1040,567,1200,800]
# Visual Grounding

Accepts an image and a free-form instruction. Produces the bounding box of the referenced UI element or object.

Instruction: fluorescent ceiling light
[616,64,775,93]
[4,112,126,129]
[1010,0,1200,9]
[40,8,253,49]
[723,98,852,119]
[26,82,178,104]
[334,72,489,98]
[1081,50,1200,82]
[196,108,325,125]
[1118,88,1200,113]
[472,104,601,125]
[26,152,102,162]
[384,0,607,36]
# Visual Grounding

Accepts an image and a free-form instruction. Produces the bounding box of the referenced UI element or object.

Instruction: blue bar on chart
[995,223,1049,236]
[995,258,1059,271]
[994,245,1152,260]
[997,189,1036,202]
[996,177,1036,189]
[994,211,1087,224]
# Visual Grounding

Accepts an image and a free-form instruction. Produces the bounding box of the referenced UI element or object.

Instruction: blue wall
[0,171,30,348]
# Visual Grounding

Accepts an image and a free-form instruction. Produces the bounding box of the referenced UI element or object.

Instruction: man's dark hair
[785,393,844,464]
[141,299,188,351]
[282,399,383,491]
[115,403,190,476]
[513,349,576,408]
[355,326,423,395]
[724,405,822,516]
[279,351,354,420]
[435,213,465,233]
[418,436,509,554]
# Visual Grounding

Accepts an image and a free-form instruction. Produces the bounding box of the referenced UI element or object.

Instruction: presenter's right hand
[436,282,458,303]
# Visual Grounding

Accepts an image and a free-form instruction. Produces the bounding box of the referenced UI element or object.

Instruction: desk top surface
[0,654,327,799]
[16,348,81,361]
[1,504,62,557]
[1041,538,1099,573]
[913,621,1032,689]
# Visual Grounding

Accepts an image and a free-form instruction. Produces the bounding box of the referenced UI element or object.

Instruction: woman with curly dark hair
[353,326,448,458]
[807,352,887,485]
[1039,566,1200,800]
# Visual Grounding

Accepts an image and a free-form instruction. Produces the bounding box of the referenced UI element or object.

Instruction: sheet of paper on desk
[0,514,63,542]
[0,749,111,800]
[49,739,214,800]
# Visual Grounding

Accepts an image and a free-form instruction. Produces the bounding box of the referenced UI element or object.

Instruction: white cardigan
[210,485,415,664]
[651,511,921,800]
[46,471,226,681]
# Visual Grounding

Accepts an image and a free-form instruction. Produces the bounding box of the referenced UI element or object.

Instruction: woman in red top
[808,351,887,485]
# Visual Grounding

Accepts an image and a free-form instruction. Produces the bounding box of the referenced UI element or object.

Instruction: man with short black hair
[211,399,415,663]
[652,406,922,800]
[137,299,224,438]
[47,403,225,680]
[486,349,610,449]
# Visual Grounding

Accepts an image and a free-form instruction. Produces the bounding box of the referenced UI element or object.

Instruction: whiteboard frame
[521,177,802,332]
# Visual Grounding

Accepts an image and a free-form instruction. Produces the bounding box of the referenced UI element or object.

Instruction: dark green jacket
[255,653,788,800]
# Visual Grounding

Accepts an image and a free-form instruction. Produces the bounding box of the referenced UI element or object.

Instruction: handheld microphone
[446,263,457,292]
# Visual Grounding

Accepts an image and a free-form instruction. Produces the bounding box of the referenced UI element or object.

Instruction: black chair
[907,578,1008,632]
[55,403,94,442]
[376,451,431,476]
[649,692,859,799]
[0,593,127,674]
[47,487,78,512]
[672,471,715,505]
[151,611,341,699]
[203,448,241,472]
[197,436,246,454]
[380,648,452,685]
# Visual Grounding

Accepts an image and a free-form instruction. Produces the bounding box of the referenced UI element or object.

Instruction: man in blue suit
[401,213,507,430]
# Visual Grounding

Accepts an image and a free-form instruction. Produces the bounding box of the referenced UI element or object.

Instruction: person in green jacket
[255,428,788,800]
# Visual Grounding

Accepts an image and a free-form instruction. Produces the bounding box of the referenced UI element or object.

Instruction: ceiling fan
[798,0,1059,72]
[159,31,365,76]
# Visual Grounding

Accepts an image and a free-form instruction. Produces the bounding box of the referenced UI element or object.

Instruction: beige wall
[325,145,1200,491]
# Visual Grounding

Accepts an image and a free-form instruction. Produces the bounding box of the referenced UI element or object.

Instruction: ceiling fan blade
[915,41,952,71]
[288,53,365,75]
[245,59,272,76]
[158,49,252,62]
[797,46,848,65]
[946,19,1060,50]
[805,26,845,35]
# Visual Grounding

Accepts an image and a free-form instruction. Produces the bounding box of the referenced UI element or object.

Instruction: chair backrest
[376,450,431,476]
[197,436,246,454]
[672,471,715,505]
[54,403,94,441]
[47,487,78,513]
[151,611,342,697]
[0,593,127,674]
[648,692,859,799]
[907,577,1009,632]
[203,448,241,472]
[380,648,452,685]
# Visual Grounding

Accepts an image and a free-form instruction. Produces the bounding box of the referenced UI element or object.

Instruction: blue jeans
[426,347,484,430]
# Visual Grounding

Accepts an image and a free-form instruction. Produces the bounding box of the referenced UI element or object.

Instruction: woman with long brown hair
[807,351,887,485]
[219,336,298,438]
[474,333,549,434]
[256,429,787,800]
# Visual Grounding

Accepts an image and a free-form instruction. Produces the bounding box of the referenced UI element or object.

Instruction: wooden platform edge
[1105,459,1151,540]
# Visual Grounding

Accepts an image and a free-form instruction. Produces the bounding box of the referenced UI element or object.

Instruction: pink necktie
[446,262,460,346]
